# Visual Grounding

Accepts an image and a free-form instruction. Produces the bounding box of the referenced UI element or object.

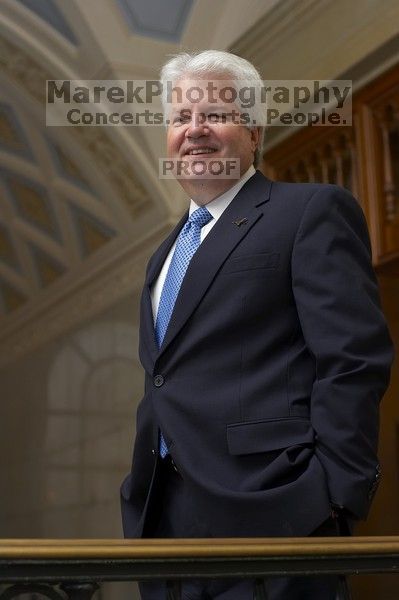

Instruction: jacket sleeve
[291,185,394,520]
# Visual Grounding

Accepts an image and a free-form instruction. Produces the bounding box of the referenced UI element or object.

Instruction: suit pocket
[224,252,280,273]
[227,417,314,456]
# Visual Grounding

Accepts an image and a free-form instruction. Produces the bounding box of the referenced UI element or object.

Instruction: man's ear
[250,127,261,151]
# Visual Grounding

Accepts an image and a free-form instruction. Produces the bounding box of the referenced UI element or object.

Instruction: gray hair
[160,50,265,167]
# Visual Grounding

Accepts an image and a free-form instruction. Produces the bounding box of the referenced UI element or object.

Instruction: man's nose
[186,114,209,138]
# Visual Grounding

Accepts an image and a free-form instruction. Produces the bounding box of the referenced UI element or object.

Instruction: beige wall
[0,292,142,539]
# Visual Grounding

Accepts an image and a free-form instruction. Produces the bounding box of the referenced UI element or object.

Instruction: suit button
[151,449,156,455]
[154,374,164,387]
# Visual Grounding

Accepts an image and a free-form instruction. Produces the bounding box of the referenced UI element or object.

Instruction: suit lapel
[158,171,272,357]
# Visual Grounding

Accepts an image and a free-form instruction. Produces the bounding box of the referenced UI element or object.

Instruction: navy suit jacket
[121,170,393,538]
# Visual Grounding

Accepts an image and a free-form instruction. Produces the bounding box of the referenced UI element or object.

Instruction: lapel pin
[233,218,248,227]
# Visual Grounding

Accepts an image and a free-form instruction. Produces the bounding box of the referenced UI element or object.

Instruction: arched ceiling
[0,97,132,314]
[0,0,278,365]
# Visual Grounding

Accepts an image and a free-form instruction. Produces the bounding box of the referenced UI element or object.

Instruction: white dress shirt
[151,165,256,322]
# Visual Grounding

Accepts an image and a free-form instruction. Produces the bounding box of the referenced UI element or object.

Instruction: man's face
[166,77,259,204]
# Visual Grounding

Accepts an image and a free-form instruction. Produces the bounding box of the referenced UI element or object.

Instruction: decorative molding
[0,221,173,368]
[73,127,151,218]
[0,36,50,103]
[230,0,329,67]
[16,0,77,45]
[0,35,153,219]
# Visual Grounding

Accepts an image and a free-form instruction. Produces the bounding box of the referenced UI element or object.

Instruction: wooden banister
[1,538,399,600]
[1,536,399,559]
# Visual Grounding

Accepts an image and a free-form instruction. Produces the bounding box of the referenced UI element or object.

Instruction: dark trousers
[139,456,350,600]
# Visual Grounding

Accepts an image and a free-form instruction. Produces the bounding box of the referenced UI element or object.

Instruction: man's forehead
[168,78,238,108]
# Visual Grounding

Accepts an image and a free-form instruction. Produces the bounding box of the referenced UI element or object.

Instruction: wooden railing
[1,537,399,599]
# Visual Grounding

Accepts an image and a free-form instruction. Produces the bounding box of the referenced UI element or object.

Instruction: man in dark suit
[121,51,393,599]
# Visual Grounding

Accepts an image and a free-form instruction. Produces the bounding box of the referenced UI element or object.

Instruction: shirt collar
[189,165,256,220]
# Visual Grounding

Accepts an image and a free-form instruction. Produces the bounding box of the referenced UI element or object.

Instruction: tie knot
[189,206,213,229]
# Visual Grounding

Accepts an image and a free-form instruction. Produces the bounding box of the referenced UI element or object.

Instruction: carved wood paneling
[263,65,399,274]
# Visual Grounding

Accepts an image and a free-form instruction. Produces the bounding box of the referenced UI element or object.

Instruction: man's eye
[173,114,190,124]
[208,113,227,123]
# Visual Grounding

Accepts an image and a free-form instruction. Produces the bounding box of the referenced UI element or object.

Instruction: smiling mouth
[185,147,218,156]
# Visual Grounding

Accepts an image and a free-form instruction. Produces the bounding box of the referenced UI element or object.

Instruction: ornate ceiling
[0,99,122,314]
[0,0,277,365]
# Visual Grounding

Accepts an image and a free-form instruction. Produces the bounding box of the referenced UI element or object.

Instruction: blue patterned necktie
[155,205,213,457]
